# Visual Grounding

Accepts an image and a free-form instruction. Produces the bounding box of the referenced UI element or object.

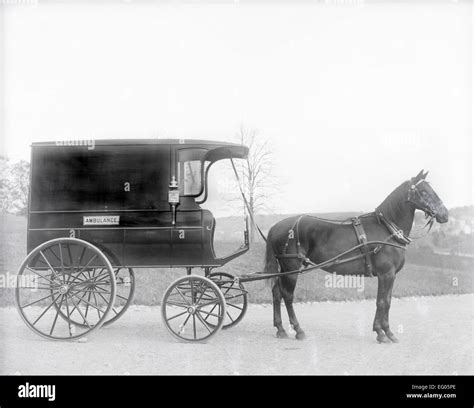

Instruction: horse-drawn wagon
[16,138,448,344]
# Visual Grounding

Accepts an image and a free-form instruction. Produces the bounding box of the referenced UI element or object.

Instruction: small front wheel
[161,275,226,342]
[209,272,248,330]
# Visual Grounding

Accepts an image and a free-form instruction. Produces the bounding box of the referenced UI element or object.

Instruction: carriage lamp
[168,175,180,226]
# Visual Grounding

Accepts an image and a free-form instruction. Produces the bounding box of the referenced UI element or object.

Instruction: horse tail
[263,233,280,290]
[264,239,278,274]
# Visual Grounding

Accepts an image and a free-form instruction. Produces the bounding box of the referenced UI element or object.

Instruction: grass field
[0,215,472,306]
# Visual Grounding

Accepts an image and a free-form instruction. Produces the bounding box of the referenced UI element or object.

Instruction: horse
[264,170,449,343]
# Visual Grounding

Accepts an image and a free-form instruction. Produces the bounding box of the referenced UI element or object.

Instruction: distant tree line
[0,156,30,215]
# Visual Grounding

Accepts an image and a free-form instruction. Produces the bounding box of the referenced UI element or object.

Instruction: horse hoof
[376,333,390,344]
[387,333,399,343]
[276,330,289,339]
[295,331,306,340]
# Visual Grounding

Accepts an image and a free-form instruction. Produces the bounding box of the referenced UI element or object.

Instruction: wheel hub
[58,285,70,295]
[187,305,197,315]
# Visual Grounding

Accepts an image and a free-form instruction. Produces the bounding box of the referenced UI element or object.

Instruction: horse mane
[375,180,411,221]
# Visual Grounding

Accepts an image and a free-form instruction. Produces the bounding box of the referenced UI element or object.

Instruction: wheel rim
[161,276,226,342]
[15,238,116,341]
[102,267,134,326]
[209,272,248,330]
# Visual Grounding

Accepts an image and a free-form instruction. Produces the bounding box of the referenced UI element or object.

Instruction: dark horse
[264,170,449,343]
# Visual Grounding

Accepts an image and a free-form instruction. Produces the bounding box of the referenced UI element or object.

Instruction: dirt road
[1,294,472,375]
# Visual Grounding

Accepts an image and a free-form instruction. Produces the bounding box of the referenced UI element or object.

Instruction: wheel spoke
[25,267,58,286]
[68,295,92,328]
[69,291,106,315]
[21,292,58,309]
[165,300,189,309]
[84,290,92,319]
[195,284,211,305]
[196,311,212,333]
[91,292,102,319]
[197,309,222,319]
[197,299,220,308]
[88,269,109,284]
[31,293,62,325]
[50,295,65,335]
[64,294,73,336]
[73,254,99,278]
[58,242,66,274]
[167,310,188,321]
[77,246,87,268]
[96,291,112,309]
[226,303,244,311]
[69,271,109,288]
[71,288,110,295]
[177,313,192,335]
[39,251,59,279]
[223,293,246,302]
[115,294,128,302]
[67,288,91,317]
[175,286,191,306]
[66,244,74,270]
[22,285,58,291]
[65,270,90,286]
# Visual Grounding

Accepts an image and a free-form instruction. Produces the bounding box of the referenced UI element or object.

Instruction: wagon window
[178,149,206,196]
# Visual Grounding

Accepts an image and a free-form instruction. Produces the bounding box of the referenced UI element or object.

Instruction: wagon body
[27,139,249,268]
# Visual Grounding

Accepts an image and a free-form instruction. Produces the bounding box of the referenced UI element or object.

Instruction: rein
[238,240,406,283]
[271,211,409,279]
[230,158,268,242]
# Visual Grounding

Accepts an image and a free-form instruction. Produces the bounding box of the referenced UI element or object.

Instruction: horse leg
[281,276,305,340]
[382,270,398,343]
[373,270,392,344]
[272,280,288,339]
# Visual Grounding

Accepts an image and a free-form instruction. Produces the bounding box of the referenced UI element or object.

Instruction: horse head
[408,170,449,224]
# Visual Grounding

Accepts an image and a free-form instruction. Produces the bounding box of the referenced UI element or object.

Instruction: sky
[0,1,472,215]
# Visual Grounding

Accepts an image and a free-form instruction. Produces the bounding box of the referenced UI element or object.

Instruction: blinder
[407,180,437,230]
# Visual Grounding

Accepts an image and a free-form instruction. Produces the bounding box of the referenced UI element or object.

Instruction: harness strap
[351,217,376,277]
[376,211,412,245]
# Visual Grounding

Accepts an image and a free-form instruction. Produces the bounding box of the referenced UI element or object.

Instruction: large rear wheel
[15,238,116,341]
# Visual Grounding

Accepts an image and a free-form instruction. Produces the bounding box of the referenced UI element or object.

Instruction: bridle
[407,179,436,232]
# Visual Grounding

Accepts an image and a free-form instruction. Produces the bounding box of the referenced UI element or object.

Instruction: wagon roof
[31,138,248,160]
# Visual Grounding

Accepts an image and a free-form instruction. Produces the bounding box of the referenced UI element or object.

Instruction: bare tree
[233,125,278,242]
[0,157,30,215]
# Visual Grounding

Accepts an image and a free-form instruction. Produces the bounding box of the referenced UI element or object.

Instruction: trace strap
[230,158,268,242]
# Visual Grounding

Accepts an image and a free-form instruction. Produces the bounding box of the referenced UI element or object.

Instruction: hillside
[0,207,472,306]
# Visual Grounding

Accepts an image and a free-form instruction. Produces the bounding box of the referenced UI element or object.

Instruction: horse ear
[422,170,429,179]
[414,169,424,182]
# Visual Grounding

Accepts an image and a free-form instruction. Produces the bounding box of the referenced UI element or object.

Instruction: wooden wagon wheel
[52,266,135,328]
[208,271,248,330]
[102,267,135,326]
[15,238,116,341]
[161,275,226,342]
